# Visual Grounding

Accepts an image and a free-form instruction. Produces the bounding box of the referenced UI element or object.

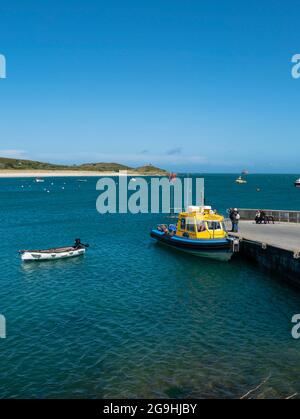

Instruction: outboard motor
[74,238,82,249]
[74,238,89,249]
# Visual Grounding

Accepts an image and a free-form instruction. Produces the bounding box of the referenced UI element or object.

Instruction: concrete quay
[232,221,300,287]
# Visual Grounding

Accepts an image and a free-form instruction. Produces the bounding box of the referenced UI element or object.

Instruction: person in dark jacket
[255,211,261,224]
[231,208,240,232]
[260,210,266,224]
[229,208,235,232]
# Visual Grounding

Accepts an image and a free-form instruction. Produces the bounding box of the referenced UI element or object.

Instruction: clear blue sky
[0,0,299,172]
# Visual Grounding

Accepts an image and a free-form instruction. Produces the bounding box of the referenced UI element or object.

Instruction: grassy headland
[0,157,168,177]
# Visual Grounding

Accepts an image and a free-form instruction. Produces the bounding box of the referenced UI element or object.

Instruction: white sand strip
[0,170,160,178]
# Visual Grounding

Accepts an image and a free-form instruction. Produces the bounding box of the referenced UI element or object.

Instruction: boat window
[196,221,206,232]
[186,217,195,232]
[207,221,222,230]
[186,222,195,232]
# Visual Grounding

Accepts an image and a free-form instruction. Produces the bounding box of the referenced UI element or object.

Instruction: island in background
[0,157,168,178]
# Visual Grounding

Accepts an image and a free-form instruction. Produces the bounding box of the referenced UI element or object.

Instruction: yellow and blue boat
[150,206,238,261]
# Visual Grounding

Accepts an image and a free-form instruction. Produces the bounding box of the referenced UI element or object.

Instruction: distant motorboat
[19,239,89,262]
[295,178,300,188]
[35,178,45,183]
[235,176,247,184]
[77,179,88,183]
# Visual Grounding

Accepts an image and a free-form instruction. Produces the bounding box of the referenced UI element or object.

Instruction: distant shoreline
[0,170,165,178]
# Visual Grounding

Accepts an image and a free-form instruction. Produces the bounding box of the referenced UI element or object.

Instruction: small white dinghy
[19,239,89,262]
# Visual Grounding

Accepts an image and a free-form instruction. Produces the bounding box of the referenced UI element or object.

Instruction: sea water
[0,174,299,398]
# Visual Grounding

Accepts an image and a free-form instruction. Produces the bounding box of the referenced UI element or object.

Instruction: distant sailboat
[168,172,177,182]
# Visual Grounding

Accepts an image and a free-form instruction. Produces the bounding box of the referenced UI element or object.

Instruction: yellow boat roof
[179,206,224,222]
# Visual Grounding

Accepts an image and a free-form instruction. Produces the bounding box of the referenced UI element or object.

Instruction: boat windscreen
[206,221,222,230]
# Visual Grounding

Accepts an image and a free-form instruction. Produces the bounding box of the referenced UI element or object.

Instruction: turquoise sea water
[0,174,300,399]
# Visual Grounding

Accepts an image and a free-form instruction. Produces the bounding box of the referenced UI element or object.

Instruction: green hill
[0,157,168,175]
[0,157,68,170]
[78,162,132,172]
[135,164,167,175]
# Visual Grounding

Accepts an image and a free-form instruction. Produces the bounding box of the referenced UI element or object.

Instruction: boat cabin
[175,206,227,240]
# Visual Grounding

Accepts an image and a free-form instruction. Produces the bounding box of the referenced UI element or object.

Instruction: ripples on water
[0,175,300,398]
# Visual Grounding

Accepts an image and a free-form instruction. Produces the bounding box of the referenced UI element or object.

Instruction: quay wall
[238,239,300,288]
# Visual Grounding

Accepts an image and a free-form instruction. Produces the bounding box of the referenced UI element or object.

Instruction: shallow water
[0,174,299,398]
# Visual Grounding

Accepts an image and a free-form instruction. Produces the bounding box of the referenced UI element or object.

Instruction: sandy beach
[0,170,161,178]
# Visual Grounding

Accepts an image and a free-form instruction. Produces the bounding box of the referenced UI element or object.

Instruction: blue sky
[0,0,299,172]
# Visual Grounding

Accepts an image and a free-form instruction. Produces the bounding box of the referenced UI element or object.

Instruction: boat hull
[150,229,234,261]
[21,247,86,262]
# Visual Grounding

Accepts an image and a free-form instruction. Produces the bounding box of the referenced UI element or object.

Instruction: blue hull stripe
[151,229,230,245]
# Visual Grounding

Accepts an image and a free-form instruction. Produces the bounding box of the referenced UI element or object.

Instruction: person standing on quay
[230,208,240,232]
